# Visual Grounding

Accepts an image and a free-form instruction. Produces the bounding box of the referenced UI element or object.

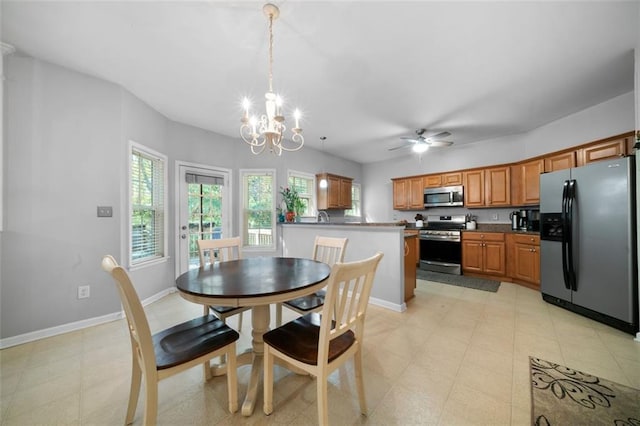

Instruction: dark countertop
[463,223,540,235]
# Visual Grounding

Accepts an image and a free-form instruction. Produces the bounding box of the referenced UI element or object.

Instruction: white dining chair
[101,255,239,425]
[275,236,348,327]
[263,251,384,425]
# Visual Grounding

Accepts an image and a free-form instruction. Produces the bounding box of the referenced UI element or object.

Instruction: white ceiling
[1,1,637,163]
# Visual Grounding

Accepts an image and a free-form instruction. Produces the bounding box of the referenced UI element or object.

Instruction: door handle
[181,225,187,230]
[181,234,187,239]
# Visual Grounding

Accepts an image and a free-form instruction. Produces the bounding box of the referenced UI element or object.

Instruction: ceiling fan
[388,129,453,153]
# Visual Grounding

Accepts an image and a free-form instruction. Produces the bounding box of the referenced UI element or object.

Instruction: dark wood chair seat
[283,290,326,312]
[263,313,355,365]
[154,314,239,370]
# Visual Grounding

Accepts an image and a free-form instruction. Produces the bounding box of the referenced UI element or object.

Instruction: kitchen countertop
[281,222,540,235]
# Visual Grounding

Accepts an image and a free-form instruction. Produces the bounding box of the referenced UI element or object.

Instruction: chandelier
[240,3,304,155]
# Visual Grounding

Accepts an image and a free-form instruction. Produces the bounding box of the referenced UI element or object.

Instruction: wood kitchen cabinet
[511,159,543,205]
[463,166,510,207]
[507,233,540,289]
[392,177,424,210]
[463,169,485,207]
[404,234,418,301]
[485,166,510,206]
[316,173,352,209]
[423,171,462,188]
[576,136,628,166]
[462,232,506,277]
[423,174,442,188]
[544,151,576,172]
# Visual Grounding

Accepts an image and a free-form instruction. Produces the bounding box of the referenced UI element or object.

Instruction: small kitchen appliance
[518,209,528,231]
[509,211,519,230]
[526,209,540,231]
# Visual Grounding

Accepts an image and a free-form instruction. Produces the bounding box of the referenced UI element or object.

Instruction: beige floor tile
[438,380,512,426]
[2,392,80,426]
[2,281,636,425]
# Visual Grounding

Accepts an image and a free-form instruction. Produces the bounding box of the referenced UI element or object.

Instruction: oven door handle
[419,235,460,242]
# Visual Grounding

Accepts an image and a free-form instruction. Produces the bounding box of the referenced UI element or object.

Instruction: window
[345,183,361,217]
[287,170,316,217]
[129,142,167,267]
[240,169,275,249]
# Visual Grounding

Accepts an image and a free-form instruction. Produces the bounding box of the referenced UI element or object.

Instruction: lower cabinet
[507,233,540,288]
[462,232,506,277]
[404,234,417,302]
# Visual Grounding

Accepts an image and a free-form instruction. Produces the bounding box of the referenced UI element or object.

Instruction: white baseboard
[635,332,640,343]
[0,287,177,349]
[368,296,405,312]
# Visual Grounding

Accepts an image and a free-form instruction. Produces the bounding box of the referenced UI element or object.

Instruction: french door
[176,162,231,276]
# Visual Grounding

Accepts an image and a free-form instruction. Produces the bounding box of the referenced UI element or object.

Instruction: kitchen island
[280,223,408,312]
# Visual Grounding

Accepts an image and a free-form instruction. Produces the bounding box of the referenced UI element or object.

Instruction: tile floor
[1,279,639,425]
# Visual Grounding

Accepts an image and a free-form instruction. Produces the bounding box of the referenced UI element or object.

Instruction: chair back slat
[312,236,347,266]
[101,255,157,375]
[318,252,383,362]
[197,237,242,266]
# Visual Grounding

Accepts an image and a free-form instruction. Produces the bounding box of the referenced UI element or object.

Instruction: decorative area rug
[530,357,640,426]
[416,269,500,292]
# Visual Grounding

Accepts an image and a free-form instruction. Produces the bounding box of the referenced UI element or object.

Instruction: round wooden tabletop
[176,256,331,303]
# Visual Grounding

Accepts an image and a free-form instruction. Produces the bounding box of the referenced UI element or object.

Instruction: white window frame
[345,182,362,218]
[128,141,168,269]
[287,169,316,218]
[239,168,276,251]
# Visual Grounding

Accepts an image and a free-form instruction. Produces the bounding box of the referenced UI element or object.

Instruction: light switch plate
[97,206,113,217]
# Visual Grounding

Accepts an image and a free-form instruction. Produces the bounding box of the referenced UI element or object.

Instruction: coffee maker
[526,209,540,231]
[517,209,528,231]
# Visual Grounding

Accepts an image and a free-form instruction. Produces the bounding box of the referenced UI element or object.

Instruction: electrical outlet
[97,206,113,217]
[492,213,499,220]
[78,285,90,299]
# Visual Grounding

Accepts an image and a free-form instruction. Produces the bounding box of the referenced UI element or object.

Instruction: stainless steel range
[419,215,466,275]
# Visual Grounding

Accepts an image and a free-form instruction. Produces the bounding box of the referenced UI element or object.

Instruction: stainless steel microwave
[424,185,464,208]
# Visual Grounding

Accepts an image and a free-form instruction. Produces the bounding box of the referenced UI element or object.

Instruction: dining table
[175,256,331,416]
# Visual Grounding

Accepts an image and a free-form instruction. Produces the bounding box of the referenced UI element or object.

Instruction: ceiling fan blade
[388,143,411,151]
[429,140,454,147]
[400,136,421,142]
[428,131,451,139]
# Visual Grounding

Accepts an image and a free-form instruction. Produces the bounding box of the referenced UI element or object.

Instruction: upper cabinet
[463,166,510,207]
[392,176,424,210]
[576,136,628,166]
[511,159,544,206]
[463,170,484,207]
[544,151,576,172]
[485,166,510,206]
[316,173,352,210]
[423,172,462,188]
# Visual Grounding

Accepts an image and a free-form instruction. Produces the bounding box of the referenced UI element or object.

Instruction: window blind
[131,148,165,264]
[185,173,225,186]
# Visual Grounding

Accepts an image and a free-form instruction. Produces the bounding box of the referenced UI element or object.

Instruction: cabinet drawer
[512,234,540,245]
[462,232,504,242]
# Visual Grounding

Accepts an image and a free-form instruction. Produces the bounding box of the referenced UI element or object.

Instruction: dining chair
[263,251,384,426]
[197,237,250,330]
[275,236,348,327]
[101,255,239,425]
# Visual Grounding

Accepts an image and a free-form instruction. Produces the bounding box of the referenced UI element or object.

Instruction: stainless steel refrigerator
[540,156,638,334]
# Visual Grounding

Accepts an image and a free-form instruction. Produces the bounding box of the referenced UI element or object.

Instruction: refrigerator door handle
[561,180,571,290]
[567,179,577,291]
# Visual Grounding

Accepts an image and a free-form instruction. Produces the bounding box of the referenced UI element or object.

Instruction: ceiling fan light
[412,143,429,153]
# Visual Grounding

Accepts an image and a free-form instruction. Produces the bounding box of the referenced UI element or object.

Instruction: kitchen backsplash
[392,206,535,224]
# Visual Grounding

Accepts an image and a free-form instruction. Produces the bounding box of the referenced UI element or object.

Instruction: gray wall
[1,55,362,340]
